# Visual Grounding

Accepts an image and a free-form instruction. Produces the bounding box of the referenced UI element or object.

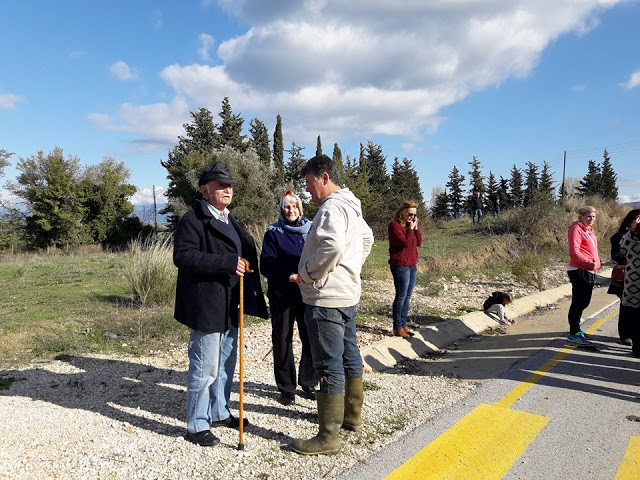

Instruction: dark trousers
[628,306,640,353]
[271,301,317,394]
[567,269,595,335]
[618,304,636,340]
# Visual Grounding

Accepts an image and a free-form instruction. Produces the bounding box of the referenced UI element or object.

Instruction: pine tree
[390,157,426,217]
[508,165,524,208]
[316,135,322,156]
[285,141,306,194]
[599,149,618,200]
[332,143,344,185]
[249,118,271,167]
[539,161,555,206]
[431,190,449,219]
[272,114,284,187]
[217,97,247,152]
[498,177,509,211]
[522,161,539,207]
[363,140,389,193]
[160,108,219,229]
[486,171,499,214]
[446,165,466,217]
[468,156,485,193]
[576,160,601,197]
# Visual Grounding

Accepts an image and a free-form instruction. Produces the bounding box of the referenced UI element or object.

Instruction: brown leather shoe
[403,326,415,337]
[392,328,410,338]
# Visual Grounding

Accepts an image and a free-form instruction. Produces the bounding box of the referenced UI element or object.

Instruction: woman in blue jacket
[260,191,317,406]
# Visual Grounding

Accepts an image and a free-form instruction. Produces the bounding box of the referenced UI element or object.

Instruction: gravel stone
[0,262,571,479]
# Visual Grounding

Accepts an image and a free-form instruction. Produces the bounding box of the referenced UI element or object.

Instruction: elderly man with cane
[173,162,268,447]
[292,154,374,455]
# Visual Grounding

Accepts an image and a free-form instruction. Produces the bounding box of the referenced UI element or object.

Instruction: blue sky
[1,0,640,210]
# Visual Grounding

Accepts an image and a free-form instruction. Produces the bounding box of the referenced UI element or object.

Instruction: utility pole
[152,185,158,234]
[561,150,566,205]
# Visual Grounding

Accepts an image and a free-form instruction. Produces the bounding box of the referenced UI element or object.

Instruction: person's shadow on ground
[0,355,307,442]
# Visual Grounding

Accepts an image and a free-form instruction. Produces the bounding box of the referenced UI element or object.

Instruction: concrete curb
[361,268,614,372]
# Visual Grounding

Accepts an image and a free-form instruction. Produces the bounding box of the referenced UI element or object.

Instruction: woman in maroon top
[388,201,422,338]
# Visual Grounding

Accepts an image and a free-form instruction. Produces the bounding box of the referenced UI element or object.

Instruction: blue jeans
[473,209,483,224]
[186,328,238,433]
[304,305,363,394]
[390,265,417,330]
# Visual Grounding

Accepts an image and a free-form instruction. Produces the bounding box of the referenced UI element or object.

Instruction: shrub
[512,252,547,290]
[125,236,177,306]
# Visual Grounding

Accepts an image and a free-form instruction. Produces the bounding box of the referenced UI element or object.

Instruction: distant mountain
[132,203,167,225]
[624,201,640,208]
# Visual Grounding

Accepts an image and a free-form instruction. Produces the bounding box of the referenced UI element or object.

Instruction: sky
[1,0,640,211]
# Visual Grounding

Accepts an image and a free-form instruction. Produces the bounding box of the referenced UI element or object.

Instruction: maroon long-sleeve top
[388,219,422,267]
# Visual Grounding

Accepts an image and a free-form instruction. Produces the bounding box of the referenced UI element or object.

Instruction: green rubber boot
[291,392,344,455]
[342,377,364,431]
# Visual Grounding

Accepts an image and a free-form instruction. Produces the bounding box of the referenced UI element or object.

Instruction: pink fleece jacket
[568,221,601,272]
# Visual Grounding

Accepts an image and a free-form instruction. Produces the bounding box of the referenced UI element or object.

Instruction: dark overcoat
[173,199,268,332]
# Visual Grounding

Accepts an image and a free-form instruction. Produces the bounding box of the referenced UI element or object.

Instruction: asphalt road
[339,287,640,479]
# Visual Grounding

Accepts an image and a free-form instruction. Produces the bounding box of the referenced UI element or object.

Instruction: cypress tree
[332,143,344,185]
[316,135,322,156]
[272,114,284,187]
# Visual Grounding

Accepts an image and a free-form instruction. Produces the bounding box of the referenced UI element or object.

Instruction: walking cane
[238,257,251,451]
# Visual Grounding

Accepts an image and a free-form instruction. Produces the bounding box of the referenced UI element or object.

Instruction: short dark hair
[301,154,341,185]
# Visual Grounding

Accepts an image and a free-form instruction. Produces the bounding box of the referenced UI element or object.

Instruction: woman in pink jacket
[566,205,601,345]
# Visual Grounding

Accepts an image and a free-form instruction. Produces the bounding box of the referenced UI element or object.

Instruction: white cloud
[197,33,215,62]
[109,61,139,81]
[621,70,640,89]
[92,1,624,149]
[151,10,163,30]
[0,93,26,110]
[129,186,166,206]
[571,84,586,92]
[68,51,87,60]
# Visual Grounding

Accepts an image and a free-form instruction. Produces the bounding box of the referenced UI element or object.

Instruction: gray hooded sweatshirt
[298,187,374,307]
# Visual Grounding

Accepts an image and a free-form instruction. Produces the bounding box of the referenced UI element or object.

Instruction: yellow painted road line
[496,308,619,409]
[385,403,548,480]
[615,435,640,480]
[386,308,620,479]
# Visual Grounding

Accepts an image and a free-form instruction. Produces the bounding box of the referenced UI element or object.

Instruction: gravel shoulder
[0,264,572,480]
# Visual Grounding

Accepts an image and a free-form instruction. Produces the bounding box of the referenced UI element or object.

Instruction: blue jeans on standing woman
[391,265,417,330]
[186,328,238,433]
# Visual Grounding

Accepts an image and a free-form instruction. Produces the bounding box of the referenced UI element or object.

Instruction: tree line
[160,97,427,239]
[0,96,620,251]
[0,148,149,251]
[430,150,618,219]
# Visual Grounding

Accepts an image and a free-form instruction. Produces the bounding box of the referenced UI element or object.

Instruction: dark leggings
[567,269,595,335]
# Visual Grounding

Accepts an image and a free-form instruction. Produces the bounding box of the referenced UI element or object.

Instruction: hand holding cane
[238,257,251,450]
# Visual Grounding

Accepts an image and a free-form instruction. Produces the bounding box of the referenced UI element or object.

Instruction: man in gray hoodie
[291,154,374,455]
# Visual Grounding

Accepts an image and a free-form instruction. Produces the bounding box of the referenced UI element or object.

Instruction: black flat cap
[198,162,237,186]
